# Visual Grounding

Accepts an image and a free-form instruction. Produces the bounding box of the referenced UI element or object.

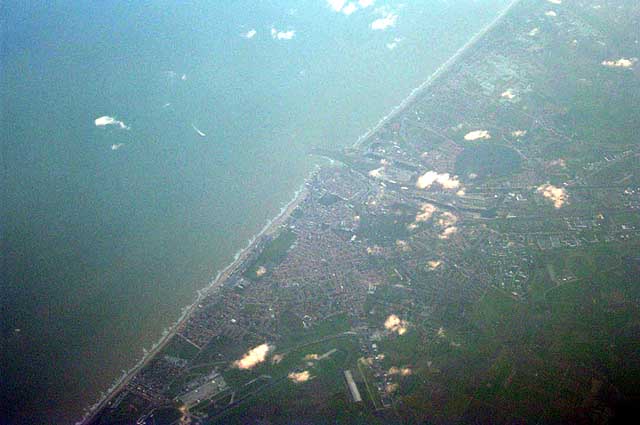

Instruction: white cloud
[434,211,458,239]
[328,0,371,16]
[327,0,346,12]
[512,130,527,138]
[233,343,271,369]
[386,37,403,50]
[415,203,436,222]
[439,226,458,239]
[547,0,562,4]
[371,13,397,30]
[368,166,385,178]
[501,89,516,99]
[537,184,568,208]
[278,30,295,40]
[545,10,557,17]
[464,130,491,141]
[437,212,458,228]
[288,370,312,383]
[256,266,267,277]
[386,382,399,394]
[243,29,257,39]
[385,314,408,335]
[427,260,442,270]
[388,366,412,376]
[95,116,129,130]
[601,58,637,68]
[342,2,358,15]
[271,27,295,40]
[395,239,410,252]
[416,171,461,190]
[366,245,383,255]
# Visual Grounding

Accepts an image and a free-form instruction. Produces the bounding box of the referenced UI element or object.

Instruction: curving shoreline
[79,1,522,422]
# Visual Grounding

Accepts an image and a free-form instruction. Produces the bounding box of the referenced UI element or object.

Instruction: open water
[1,1,509,422]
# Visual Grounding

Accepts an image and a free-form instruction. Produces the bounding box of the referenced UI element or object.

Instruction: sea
[1,1,510,423]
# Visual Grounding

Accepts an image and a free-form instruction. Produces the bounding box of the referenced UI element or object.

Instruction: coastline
[354,0,523,150]
[79,1,522,423]
[79,181,311,425]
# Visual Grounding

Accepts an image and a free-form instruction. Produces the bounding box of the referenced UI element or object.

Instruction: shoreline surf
[79,1,522,422]
[354,0,523,149]
[78,177,312,425]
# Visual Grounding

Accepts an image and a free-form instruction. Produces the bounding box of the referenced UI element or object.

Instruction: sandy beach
[354,0,523,149]
[79,1,522,422]
[79,181,310,424]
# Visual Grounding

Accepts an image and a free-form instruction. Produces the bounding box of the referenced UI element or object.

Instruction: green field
[243,228,297,280]
[454,144,523,179]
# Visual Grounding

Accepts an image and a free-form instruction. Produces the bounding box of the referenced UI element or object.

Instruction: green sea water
[1,1,509,423]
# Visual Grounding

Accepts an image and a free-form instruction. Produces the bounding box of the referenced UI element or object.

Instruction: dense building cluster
[87,0,640,424]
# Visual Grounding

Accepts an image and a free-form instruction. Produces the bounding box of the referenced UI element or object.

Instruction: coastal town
[86,0,640,423]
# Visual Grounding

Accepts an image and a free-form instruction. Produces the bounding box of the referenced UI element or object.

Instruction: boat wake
[79,1,522,421]
[192,124,206,137]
